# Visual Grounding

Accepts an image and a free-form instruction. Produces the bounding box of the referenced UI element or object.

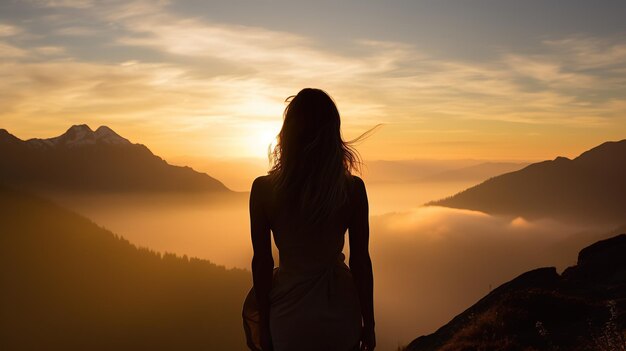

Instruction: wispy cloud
[0,24,21,37]
[543,36,626,69]
[33,45,66,55]
[32,0,94,9]
[0,41,27,57]
[1,1,625,160]
[55,26,101,37]
[107,4,626,126]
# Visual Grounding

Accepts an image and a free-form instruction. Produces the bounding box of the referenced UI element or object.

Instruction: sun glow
[236,96,286,119]
[244,122,281,158]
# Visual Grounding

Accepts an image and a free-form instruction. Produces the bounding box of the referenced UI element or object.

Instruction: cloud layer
[57,189,617,351]
[369,206,613,349]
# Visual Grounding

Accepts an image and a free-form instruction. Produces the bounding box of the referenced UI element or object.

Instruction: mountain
[0,125,230,193]
[0,184,250,350]
[418,162,528,183]
[405,234,626,351]
[363,159,527,184]
[429,139,626,224]
[363,159,481,183]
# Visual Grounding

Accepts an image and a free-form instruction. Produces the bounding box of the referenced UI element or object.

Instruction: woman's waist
[276,252,347,275]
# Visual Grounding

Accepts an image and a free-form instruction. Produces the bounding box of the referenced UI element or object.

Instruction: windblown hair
[267,88,381,228]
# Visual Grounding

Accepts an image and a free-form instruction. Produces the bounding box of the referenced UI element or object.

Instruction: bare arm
[249,177,274,348]
[348,176,375,347]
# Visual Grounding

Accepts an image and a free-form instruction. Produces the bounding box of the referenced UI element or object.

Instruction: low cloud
[62,192,616,350]
[368,206,613,349]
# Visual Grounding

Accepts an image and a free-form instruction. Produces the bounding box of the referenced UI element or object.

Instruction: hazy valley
[1,126,624,350]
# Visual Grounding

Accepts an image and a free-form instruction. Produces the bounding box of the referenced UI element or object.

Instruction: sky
[1,0,626,164]
[2,2,625,346]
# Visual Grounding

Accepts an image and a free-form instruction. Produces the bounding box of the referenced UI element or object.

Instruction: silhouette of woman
[242,88,379,351]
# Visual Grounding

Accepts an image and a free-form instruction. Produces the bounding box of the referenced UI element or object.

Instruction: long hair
[267,88,381,228]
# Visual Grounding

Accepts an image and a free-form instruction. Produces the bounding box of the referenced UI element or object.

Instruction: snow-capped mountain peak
[94,126,130,145]
[58,124,95,145]
[27,124,131,148]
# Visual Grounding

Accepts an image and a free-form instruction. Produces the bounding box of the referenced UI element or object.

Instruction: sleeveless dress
[242,177,363,351]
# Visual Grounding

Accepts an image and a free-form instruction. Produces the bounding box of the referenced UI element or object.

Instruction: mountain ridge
[0,125,231,193]
[428,139,626,224]
[418,161,528,183]
[23,124,132,148]
[0,184,249,350]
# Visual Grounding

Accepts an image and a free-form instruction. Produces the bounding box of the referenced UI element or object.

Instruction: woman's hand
[360,326,376,351]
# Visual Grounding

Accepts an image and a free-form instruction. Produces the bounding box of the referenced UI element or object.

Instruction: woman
[243,88,378,351]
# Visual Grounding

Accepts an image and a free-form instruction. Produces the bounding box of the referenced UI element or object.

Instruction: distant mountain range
[0,185,249,350]
[429,139,626,224]
[418,162,529,183]
[363,159,527,184]
[0,125,230,193]
[405,233,626,351]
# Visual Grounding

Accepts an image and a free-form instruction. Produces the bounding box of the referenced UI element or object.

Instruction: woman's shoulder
[348,174,366,200]
[349,174,365,189]
[350,174,364,185]
[251,174,271,191]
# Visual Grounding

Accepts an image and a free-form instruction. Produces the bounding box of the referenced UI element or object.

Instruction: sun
[229,95,285,158]
[243,122,281,158]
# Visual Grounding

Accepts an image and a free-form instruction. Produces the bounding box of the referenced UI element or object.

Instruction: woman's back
[261,173,357,274]
[243,88,376,351]
[244,173,370,351]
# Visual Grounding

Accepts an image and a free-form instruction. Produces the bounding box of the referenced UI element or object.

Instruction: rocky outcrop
[406,234,626,351]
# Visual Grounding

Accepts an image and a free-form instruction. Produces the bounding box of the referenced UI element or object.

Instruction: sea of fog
[51,181,615,351]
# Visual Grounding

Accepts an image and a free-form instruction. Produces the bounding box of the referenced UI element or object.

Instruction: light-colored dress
[243,177,362,351]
